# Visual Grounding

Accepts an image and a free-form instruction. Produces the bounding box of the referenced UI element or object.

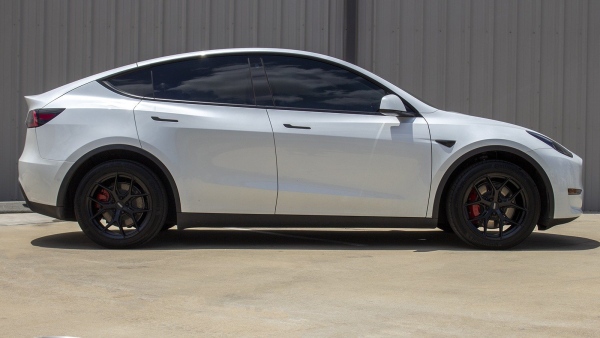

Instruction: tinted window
[105,68,153,97]
[152,56,253,105]
[262,55,386,112]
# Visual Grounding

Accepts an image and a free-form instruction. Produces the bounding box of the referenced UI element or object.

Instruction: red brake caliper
[467,188,480,224]
[94,189,111,215]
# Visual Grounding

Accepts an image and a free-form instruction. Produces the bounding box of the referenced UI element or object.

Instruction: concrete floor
[0,214,599,337]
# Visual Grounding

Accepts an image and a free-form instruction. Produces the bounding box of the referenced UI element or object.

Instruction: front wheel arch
[58,145,180,225]
[432,146,554,229]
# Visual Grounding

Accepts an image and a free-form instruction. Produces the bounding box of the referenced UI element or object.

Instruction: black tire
[74,160,168,248]
[446,160,540,249]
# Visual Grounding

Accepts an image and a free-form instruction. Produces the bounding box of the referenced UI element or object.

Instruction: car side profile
[19,48,583,249]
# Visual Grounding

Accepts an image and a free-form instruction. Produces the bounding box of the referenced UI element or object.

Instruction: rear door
[132,55,278,214]
[261,55,432,217]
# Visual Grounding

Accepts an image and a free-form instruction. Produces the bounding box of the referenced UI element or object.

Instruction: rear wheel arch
[57,145,180,225]
[432,146,554,228]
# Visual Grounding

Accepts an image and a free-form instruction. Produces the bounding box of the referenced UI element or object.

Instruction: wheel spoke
[128,176,134,196]
[124,211,140,229]
[118,224,127,238]
[123,193,149,204]
[485,176,496,194]
[103,218,116,230]
[483,212,492,229]
[113,174,119,196]
[497,178,510,198]
[502,216,521,227]
[483,217,488,235]
[95,182,118,200]
[89,208,105,221]
[474,185,485,200]
[465,201,484,207]
[88,197,104,206]
[498,218,504,238]
[508,203,527,212]
[88,196,108,207]
[468,214,486,222]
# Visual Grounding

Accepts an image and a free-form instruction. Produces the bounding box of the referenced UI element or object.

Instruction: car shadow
[30,228,600,252]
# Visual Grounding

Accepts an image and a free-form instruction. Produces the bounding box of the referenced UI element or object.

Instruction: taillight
[26,108,65,128]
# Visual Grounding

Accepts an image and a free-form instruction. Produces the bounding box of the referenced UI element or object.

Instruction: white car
[19,48,583,249]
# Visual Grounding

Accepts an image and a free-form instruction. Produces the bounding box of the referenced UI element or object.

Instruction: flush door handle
[151,116,179,123]
[283,124,311,130]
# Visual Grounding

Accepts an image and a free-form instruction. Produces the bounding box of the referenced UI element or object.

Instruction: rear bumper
[19,183,67,219]
[18,128,74,220]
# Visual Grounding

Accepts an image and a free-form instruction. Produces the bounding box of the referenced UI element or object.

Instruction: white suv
[19,48,583,249]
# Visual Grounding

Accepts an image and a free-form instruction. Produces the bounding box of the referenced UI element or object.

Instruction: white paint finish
[380,94,407,112]
[36,82,142,162]
[18,129,73,206]
[527,149,583,219]
[134,100,277,214]
[268,109,432,217]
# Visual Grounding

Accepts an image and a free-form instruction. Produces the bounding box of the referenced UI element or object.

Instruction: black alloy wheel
[446,160,540,249]
[74,161,167,248]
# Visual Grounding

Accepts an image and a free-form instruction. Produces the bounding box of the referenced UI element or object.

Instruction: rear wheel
[446,160,540,249]
[74,161,167,248]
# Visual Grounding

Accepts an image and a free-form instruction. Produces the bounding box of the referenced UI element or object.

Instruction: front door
[261,55,432,217]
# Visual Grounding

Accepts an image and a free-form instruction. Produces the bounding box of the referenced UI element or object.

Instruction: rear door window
[151,55,254,105]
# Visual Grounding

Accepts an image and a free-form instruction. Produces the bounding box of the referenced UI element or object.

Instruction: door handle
[283,123,311,130]
[151,116,178,123]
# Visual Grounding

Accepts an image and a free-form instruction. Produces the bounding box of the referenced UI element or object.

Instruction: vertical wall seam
[343,0,357,64]
[535,0,542,131]
[560,0,566,142]
[15,0,23,199]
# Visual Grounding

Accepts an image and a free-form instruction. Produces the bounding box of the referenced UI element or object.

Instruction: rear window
[104,69,153,97]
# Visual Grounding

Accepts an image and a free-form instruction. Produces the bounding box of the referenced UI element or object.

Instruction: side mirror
[379,94,417,117]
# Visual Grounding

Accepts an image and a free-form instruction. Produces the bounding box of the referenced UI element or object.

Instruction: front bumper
[529,148,583,229]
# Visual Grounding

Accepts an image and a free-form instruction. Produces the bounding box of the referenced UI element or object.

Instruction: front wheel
[74,161,168,248]
[446,161,540,249]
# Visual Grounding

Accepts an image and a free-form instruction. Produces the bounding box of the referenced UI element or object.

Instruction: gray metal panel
[0,0,22,200]
[359,0,599,210]
[585,0,600,211]
[0,0,598,210]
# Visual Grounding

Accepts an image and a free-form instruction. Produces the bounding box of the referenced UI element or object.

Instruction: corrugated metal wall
[0,0,598,210]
